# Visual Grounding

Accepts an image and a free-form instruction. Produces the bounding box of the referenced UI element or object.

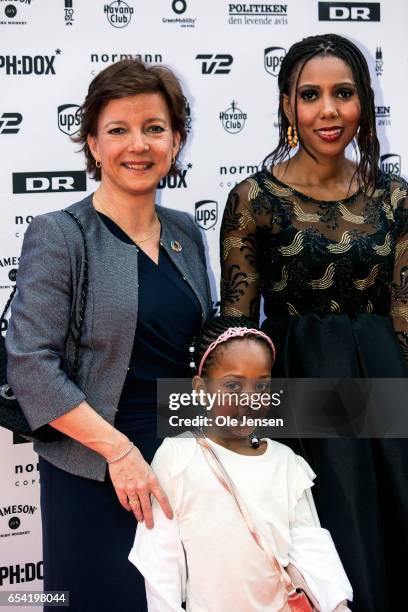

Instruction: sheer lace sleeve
[390,176,408,362]
[220,179,260,322]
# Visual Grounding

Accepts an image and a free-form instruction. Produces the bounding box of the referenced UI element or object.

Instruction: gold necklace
[93,192,160,247]
[132,217,160,247]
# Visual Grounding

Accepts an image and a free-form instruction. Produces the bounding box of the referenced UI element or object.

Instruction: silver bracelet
[107,441,134,464]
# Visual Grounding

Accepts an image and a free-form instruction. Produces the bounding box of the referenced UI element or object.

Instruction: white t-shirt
[129,437,352,612]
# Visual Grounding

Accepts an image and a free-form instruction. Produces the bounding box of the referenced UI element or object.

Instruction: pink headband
[198,327,276,376]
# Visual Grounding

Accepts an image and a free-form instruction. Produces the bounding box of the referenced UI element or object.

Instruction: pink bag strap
[194,432,297,597]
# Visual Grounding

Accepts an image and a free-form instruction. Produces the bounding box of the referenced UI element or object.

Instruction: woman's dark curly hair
[73,59,188,180]
[191,315,275,377]
[264,33,380,194]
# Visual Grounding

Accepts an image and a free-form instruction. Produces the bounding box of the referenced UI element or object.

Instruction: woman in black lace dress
[220,34,408,611]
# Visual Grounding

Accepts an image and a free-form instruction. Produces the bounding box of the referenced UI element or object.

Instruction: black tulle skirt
[263,313,408,612]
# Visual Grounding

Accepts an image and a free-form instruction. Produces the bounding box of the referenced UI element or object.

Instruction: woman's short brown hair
[74,59,188,180]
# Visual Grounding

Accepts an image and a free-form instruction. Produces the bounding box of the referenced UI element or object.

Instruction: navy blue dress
[40,213,202,611]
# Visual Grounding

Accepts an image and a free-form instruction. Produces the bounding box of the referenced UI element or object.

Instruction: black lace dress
[220,168,408,612]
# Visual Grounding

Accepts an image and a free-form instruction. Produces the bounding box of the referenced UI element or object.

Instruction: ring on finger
[128,498,138,506]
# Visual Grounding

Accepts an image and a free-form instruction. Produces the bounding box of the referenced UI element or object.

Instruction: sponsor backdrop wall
[0,0,406,607]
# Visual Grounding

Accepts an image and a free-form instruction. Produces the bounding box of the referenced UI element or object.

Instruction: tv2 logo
[195,54,233,74]
[0,113,22,134]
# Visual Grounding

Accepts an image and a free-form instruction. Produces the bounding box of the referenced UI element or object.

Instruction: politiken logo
[375,105,391,127]
[380,154,401,176]
[158,163,192,189]
[58,104,81,136]
[195,54,233,75]
[64,0,74,26]
[0,50,61,75]
[375,47,383,77]
[264,47,286,76]
[104,0,133,28]
[195,200,218,230]
[0,112,22,134]
[13,171,87,194]
[318,2,380,21]
[219,101,247,134]
[228,3,288,26]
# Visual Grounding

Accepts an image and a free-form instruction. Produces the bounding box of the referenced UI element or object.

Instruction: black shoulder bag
[0,211,89,442]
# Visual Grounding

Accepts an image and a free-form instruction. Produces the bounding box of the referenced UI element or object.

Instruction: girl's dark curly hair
[190,315,275,377]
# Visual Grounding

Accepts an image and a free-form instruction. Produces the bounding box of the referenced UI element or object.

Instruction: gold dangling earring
[95,160,101,168]
[287,125,298,148]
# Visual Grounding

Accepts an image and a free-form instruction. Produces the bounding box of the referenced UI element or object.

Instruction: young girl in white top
[129,316,352,611]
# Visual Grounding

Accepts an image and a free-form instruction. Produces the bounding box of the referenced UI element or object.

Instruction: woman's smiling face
[87,93,180,198]
[284,55,361,158]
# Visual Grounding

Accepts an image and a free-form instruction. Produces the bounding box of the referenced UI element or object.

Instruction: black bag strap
[0,210,89,384]
[0,285,17,325]
[63,210,89,382]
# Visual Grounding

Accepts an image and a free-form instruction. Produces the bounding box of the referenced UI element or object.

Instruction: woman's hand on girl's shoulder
[108,445,173,529]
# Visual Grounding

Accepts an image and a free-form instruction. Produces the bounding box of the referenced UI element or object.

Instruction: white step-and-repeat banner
[0,0,406,608]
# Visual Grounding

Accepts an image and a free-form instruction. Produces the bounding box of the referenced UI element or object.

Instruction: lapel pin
[171,240,182,253]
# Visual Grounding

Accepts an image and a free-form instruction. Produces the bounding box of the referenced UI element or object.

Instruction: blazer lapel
[159,215,209,318]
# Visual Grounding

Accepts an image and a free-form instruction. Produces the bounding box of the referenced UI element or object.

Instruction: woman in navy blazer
[6,59,211,611]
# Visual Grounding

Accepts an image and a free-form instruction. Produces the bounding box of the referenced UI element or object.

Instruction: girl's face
[193,338,273,439]
[283,55,361,159]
